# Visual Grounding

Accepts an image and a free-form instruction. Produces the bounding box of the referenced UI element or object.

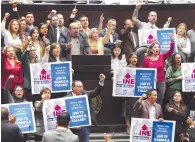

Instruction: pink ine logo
[191,69,195,79]
[53,105,65,117]
[40,69,51,80]
[123,73,135,85]
[139,125,152,137]
[147,34,154,44]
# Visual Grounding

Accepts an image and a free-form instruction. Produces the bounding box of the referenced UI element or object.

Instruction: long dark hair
[170,52,183,72]
[128,52,138,67]
[169,91,186,111]
[146,42,161,57]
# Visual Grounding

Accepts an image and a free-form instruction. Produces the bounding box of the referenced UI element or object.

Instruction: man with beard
[59,22,92,60]
[46,14,60,43]
[132,3,172,29]
[47,10,69,35]
[100,19,119,54]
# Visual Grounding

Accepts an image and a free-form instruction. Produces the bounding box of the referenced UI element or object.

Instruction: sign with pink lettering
[138,28,177,53]
[30,62,72,94]
[130,118,176,142]
[112,67,156,97]
[181,63,195,92]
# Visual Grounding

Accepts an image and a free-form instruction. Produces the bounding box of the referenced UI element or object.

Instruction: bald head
[148,11,157,24]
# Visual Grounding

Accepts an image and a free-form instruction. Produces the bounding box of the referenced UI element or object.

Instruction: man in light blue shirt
[132,3,172,30]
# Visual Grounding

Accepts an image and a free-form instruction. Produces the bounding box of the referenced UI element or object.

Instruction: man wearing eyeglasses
[66,73,105,142]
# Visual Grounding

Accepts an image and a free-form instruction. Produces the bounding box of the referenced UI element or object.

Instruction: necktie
[130,32,136,49]
[151,25,155,29]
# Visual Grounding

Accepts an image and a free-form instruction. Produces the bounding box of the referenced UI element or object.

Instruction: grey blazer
[42,128,79,142]
[134,99,163,119]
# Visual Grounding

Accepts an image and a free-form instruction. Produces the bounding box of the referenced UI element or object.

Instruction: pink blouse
[142,42,175,82]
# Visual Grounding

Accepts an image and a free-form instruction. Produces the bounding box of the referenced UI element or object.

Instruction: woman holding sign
[166,91,188,142]
[142,34,175,105]
[124,52,139,134]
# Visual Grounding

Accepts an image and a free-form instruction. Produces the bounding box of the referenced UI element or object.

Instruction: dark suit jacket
[25,25,38,34]
[66,84,103,126]
[119,26,139,59]
[1,120,24,142]
[134,99,163,119]
[59,32,92,60]
[46,25,58,43]
[100,28,118,49]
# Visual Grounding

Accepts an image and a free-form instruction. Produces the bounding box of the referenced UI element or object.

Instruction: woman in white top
[1,13,24,60]
[176,23,191,62]
[22,28,46,61]
[111,41,127,70]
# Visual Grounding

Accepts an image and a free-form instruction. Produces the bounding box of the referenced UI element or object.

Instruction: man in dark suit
[119,19,139,62]
[46,14,60,44]
[25,12,37,33]
[1,107,24,142]
[66,73,105,142]
[59,22,92,60]
[47,10,69,35]
[100,19,118,54]
[42,112,79,142]
[134,89,163,119]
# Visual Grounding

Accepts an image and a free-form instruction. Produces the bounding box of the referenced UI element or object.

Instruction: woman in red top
[142,35,175,105]
[1,46,24,103]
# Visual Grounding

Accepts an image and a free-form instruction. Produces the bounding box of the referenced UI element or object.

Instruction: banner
[1,102,36,133]
[43,95,91,131]
[65,95,91,128]
[113,67,156,97]
[130,118,176,142]
[30,62,72,94]
[138,28,177,53]
[181,63,195,92]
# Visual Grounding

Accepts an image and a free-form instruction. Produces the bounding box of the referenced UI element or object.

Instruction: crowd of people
[1,0,195,142]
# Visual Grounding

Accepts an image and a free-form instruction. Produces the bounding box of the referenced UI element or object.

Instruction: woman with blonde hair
[176,23,191,62]
[1,46,24,103]
[1,13,25,60]
[88,25,111,55]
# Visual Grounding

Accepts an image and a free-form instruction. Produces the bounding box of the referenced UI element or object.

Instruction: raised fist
[4,13,10,20]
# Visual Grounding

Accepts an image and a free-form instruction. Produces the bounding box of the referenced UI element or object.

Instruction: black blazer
[46,25,58,43]
[119,27,139,57]
[48,55,67,62]
[1,120,24,142]
[66,84,103,126]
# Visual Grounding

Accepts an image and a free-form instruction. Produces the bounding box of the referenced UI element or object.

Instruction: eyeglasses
[15,89,23,92]
[75,86,84,88]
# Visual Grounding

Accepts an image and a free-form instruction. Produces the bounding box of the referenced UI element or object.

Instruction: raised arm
[132,3,143,29]
[102,24,111,45]
[163,34,175,59]
[69,8,78,25]
[97,13,104,34]
[133,94,146,111]
[163,17,172,29]
[1,13,10,37]
[87,74,105,98]
[4,75,15,103]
